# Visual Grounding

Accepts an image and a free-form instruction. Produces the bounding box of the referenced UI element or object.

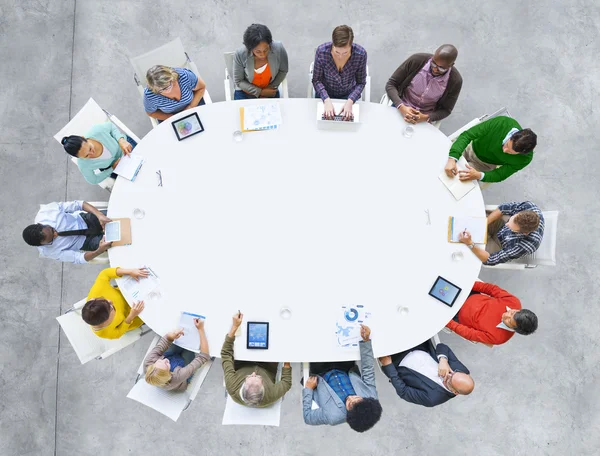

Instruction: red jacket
[446,281,521,345]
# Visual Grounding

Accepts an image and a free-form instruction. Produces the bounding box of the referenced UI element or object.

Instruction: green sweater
[221,334,292,407]
[76,122,126,185]
[449,116,533,183]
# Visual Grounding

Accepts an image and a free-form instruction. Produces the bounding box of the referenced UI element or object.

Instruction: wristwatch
[468,243,475,250]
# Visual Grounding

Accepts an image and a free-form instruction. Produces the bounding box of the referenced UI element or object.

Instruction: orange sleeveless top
[252,63,272,89]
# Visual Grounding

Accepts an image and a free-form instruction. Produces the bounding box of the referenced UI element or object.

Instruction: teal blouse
[76,122,125,184]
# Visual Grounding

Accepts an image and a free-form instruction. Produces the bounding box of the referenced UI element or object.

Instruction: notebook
[448,216,488,244]
[239,103,282,132]
[113,154,144,181]
[438,156,476,200]
[173,312,205,352]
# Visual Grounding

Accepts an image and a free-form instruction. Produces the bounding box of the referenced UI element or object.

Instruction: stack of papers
[335,305,371,347]
[114,154,144,181]
[173,312,205,352]
[438,156,476,200]
[242,103,282,131]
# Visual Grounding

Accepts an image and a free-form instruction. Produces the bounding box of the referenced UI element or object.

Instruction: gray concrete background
[0,1,598,455]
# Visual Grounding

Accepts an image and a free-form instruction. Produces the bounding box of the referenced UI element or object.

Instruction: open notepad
[448,216,488,244]
[113,154,144,181]
[438,156,476,200]
[173,312,205,352]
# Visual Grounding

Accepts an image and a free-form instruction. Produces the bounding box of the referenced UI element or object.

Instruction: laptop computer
[316,101,361,131]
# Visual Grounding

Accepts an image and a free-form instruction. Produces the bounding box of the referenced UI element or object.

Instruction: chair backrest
[222,363,283,426]
[54,98,109,143]
[448,118,482,142]
[127,335,214,421]
[380,93,393,106]
[484,106,511,120]
[224,51,235,93]
[131,37,193,86]
[513,211,559,266]
[56,298,141,364]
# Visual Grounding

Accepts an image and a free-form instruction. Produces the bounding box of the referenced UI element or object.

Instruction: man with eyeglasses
[378,339,474,408]
[221,312,292,407]
[385,44,462,124]
[22,200,112,264]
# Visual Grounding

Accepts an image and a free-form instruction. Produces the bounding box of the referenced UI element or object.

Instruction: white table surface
[108,99,483,362]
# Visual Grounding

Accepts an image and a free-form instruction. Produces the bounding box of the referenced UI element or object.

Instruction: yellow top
[87,267,143,340]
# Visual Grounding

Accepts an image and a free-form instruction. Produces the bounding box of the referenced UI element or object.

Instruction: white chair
[223,51,289,101]
[130,37,213,129]
[448,106,511,142]
[56,298,147,364]
[222,363,283,426]
[376,335,442,373]
[483,205,559,270]
[307,62,371,102]
[54,98,141,193]
[126,335,214,421]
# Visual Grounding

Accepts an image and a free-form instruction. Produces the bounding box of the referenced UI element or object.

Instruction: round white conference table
[108,99,484,362]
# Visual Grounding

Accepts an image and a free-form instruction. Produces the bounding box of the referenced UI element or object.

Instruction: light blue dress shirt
[34,201,88,264]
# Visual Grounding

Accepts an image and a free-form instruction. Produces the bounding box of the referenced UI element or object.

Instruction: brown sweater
[385,53,463,122]
[144,337,211,392]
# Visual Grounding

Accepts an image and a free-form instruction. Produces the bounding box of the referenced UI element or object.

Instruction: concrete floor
[1,1,599,455]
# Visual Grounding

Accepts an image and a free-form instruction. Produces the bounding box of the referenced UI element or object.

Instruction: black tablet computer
[428,276,462,307]
[247,322,269,349]
[171,112,204,141]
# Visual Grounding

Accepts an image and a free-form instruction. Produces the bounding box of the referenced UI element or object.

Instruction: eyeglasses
[159,82,174,94]
[431,60,449,73]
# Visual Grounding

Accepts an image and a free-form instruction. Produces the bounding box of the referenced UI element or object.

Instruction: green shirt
[449,116,533,183]
[75,122,126,185]
[221,334,292,407]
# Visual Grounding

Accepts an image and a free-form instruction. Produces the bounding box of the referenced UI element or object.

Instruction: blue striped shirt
[143,68,199,114]
[485,201,545,266]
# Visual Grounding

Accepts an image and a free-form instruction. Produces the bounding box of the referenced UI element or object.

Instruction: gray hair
[146,65,179,93]
[241,379,265,406]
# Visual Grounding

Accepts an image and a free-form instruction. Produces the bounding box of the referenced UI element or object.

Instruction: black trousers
[309,361,357,377]
[79,212,104,251]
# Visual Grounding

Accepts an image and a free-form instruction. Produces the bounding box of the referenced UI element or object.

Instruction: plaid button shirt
[485,201,545,266]
[322,369,356,403]
[312,42,367,102]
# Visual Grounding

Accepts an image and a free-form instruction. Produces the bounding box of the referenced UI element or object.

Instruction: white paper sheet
[449,216,488,243]
[243,104,282,131]
[115,266,160,302]
[335,305,371,347]
[173,312,205,352]
[438,156,476,200]
[113,154,144,181]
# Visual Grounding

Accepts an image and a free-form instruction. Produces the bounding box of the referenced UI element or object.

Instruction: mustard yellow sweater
[87,268,143,340]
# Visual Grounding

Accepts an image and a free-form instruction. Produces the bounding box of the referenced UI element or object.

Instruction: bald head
[434,44,458,65]
[451,372,475,395]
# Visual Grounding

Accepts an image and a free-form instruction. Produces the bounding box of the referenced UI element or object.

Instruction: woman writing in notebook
[144,318,211,391]
[233,24,289,100]
[61,123,136,186]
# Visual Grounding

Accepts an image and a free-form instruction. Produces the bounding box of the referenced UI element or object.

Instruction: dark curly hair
[22,224,46,246]
[346,397,382,432]
[514,309,538,335]
[81,298,112,326]
[511,128,537,154]
[243,24,273,52]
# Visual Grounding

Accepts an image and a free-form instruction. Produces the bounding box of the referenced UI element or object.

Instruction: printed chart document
[240,103,282,132]
[115,266,160,301]
[113,154,144,181]
[104,221,121,242]
[335,305,371,347]
[438,156,476,200]
[174,312,205,352]
[448,216,488,244]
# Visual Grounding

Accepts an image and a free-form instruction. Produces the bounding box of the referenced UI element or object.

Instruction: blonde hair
[145,364,173,387]
[146,65,179,94]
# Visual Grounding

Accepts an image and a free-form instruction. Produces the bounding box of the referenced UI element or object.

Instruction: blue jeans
[234,89,280,100]
[163,344,196,383]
